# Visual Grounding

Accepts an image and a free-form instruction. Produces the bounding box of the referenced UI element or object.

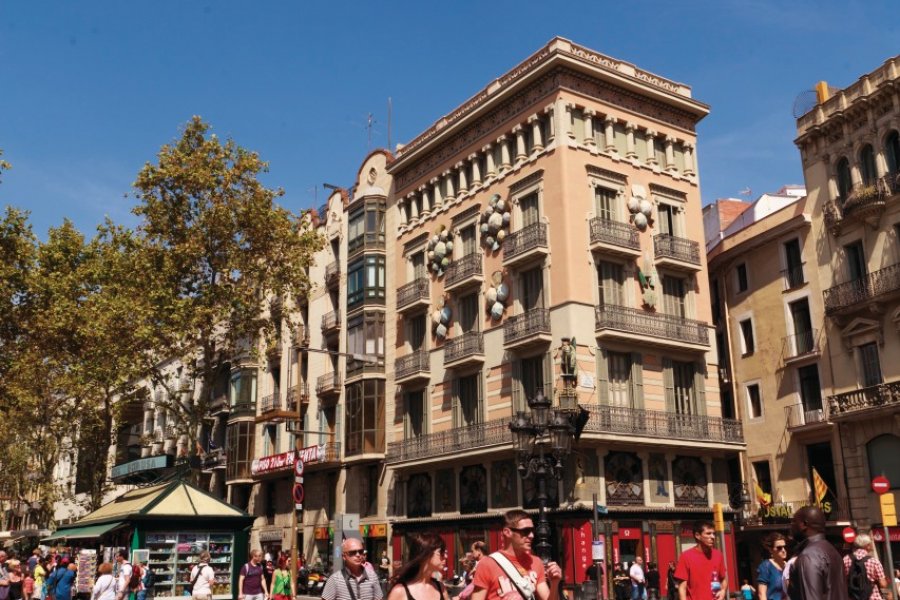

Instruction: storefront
[872,527,900,569]
[43,479,253,600]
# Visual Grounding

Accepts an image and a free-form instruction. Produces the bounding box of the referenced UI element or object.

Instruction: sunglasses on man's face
[345,549,366,557]
[508,527,535,537]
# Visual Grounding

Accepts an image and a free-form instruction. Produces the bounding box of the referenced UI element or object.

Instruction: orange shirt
[472,550,545,600]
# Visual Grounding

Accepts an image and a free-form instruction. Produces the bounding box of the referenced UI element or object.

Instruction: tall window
[520,193,539,227]
[595,187,618,221]
[657,203,675,236]
[886,131,900,174]
[346,313,385,373]
[230,368,257,409]
[405,390,427,439]
[597,261,624,306]
[460,224,477,256]
[347,255,386,307]
[458,292,479,332]
[408,313,426,351]
[226,421,255,480]
[739,319,755,355]
[520,266,544,311]
[454,373,482,427]
[845,241,866,282]
[784,238,804,288]
[860,145,877,186]
[736,263,748,293]
[668,361,698,416]
[412,252,426,279]
[348,200,386,254]
[836,158,852,202]
[798,365,823,412]
[604,351,641,408]
[746,384,762,419]
[262,424,277,456]
[662,275,687,317]
[858,342,882,388]
[753,460,773,503]
[344,379,385,456]
[516,354,550,412]
[789,299,813,354]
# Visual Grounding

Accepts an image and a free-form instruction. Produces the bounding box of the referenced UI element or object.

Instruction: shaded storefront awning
[42,521,126,543]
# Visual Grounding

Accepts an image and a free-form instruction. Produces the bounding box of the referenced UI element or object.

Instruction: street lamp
[729,482,752,525]
[509,388,581,563]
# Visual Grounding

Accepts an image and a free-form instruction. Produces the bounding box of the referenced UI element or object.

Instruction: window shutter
[662,358,675,412]
[477,372,485,424]
[452,378,461,427]
[512,360,523,412]
[336,406,343,446]
[597,348,610,405]
[694,364,707,416]
[631,352,644,409]
[543,351,554,401]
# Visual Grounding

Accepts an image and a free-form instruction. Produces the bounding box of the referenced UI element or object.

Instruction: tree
[128,116,323,467]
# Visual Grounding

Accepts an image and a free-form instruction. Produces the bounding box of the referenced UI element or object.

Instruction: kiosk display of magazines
[42,479,253,600]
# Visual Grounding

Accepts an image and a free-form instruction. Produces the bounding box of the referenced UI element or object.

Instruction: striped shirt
[321,568,383,600]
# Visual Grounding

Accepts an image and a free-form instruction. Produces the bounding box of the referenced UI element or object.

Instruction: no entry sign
[842,527,856,543]
[872,476,891,495]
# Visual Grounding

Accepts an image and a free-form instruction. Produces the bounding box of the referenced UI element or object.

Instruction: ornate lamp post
[509,388,577,563]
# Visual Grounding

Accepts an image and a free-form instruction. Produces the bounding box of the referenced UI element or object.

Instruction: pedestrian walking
[757,533,787,600]
[673,520,727,600]
[842,533,888,600]
[385,532,449,600]
[114,551,133,600]
[269,558,290,600]
[31,558,46,600]
[237,550,268,600]
[787,506,847,600]
[7,560,24,600]
[187,551,214,600]
[91,563,116,600]
[646,563,660,600]
[321,538,383,600]
[666,562,677,600]
[630,557,646,600]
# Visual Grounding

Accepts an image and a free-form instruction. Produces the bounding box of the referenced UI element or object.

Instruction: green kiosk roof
[42,521,125,543]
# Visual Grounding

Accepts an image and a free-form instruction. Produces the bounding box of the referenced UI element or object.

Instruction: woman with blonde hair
[91,564,115,600]
[188,552,214,600]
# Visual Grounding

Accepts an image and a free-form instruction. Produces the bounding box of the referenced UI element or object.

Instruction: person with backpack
[842,534,888,600]
[187,551,214,600]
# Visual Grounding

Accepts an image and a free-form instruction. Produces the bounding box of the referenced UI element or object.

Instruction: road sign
[591,540,605,562]
[842,527,856,543]
[293,483,305,504]
[295,457,305,477]
[872,476,890,495]
[880,493,897,527]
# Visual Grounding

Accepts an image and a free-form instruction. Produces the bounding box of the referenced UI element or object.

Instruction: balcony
[443,331,485,369]
[397,277,430,313]
[292,326,310,348]
[785,403,829,432]
[824,174,900,235]
[823,263,900,317]
[503,222,549,267]
[346,356,385,380]
[285,383,309,409]
[386,417,511,463]
[581,404,744,444]
[594,304,709,351]
[394,350,431,385]
[782,330,821,365]
[230,399,257,418]
[321,310,341,337]
[444,253,483,292]
[256,390,300,423]
[827,380,900,420]
[653,234,701,271]
[305,441,341,469]
[325,261,340,290]
[781,263,806,290]
[503,308,552,349]
[201,448,227,472]
[316,372,342,401]
[589,217,641,257]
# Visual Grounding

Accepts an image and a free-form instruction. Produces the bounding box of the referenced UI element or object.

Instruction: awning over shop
[41,521,125,543]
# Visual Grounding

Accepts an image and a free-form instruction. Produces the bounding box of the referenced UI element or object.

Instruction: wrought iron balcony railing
[444,331,484,364]
[397,277,430,310]
[395,350,430,380]
[316,372,341,396]
[386,417,511,463]
[823,263,900,315]
[827,380,900,418]
[325,261,340,287]
[589,217,640,251]
[445,253,483,288]
[781,263,805,289]
[285,383,309,409]
[503,222,548,262]
[231,399,257,417]
[503,308,552,345]
[292,326,310,348]
[784,403,828,429]
[321,310,341,332]
[654,234,701,265]
[595,304,709,346]
[259,391,282,413]
[782,329,819,361]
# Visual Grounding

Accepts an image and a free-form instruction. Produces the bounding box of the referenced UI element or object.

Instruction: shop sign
[315,527,331,541]
[259,529,283,542]
[761,501,833,522]
[370,524,387,538]
[873,528,900,542]
[110,455,172,480]
[252,445,329,476]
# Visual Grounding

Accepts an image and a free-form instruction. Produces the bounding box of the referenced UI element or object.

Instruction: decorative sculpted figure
[559,336,577,388]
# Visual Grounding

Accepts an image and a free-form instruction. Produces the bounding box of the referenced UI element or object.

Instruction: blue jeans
[632,584,645,600]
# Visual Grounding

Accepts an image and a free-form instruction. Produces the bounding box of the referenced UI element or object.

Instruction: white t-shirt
[189,564,215,597]
[630,563,645,585]
[92,574,117,600]
[117,563,133,597]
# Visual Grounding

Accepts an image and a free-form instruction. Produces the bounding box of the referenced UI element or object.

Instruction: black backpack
[847,555,873,600]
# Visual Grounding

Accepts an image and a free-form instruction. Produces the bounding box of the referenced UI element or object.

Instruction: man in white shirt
[629,557,646,600]
[115,550,132,600]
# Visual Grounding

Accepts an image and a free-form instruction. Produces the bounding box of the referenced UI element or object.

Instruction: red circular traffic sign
[842,527,856,543]
[872,476,891,495]
[293,483,305,504]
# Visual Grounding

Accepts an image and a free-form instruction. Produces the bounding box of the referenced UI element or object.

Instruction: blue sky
[1,1,897,237]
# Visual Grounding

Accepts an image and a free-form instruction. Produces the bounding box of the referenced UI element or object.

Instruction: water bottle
[711,571,722,599]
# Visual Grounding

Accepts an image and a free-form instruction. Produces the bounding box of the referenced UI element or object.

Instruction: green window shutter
[477,372,485,424]
[694,364,707,416]
[512,360,523,412]
[662,358,675,412]
[631,352,644,409]
[597,348,610,405]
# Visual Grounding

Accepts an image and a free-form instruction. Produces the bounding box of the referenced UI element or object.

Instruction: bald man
[788,506,848,600]
[321,539,382,600]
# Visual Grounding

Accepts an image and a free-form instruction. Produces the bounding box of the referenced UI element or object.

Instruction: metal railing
[782,263,805,289]
[595,304,709,346]
[785,403,828,429]
[231,399,257,416]
[654,234,701,265]
[503,222,548,261]
[201,448,227,470]
[285,383,309,409]
[782,329,819,360]
[321,310,341,332]
[445,253,483,288]
[346,356,385,378]
[589,217,640,251]
[503,308,551,345]
[386,417,511,463]
[395,350,430,380]
[397,277,430,309]
[581,403,744,443]
[316,372,341,396]
[823,263,900,315]
[827,380,900,417]
[315,441,341,464]
[292,326,310,348]
[444,331,484,364]
[259,391,282,413]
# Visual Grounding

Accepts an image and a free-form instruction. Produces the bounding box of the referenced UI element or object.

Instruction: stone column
[410,189,421,221]
[584,110,596,146]
[565,103,576,139]
[456,161,468,194]
[444,170,456,204]
[469,153,482,186]
[399,196,409,226]
[850,163,862,186]
[499,135,512,172]
[513,125,527,162]
[604,116,617,153]
[543,104,556,144]
[646,130,658,165]
[429,178,441,211]
[484,143,496,178]
[665,136,677,172]
[683,143,696,176]
[625,122,637,159]
[529,114,544,152]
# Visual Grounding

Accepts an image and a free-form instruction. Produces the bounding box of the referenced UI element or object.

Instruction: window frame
[745,382,763,420]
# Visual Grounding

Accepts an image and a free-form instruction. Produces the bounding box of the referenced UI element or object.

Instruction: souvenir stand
[43,479,253,600]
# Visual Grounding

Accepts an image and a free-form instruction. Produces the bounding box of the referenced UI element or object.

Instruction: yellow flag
[812,468,829,504]
[755,482,772,506]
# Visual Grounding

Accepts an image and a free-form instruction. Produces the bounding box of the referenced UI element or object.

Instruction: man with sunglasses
[471,509,562,600]
[321,538,383,600]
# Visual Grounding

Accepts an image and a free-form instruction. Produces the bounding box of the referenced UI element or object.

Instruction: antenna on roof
[792,89,819,119]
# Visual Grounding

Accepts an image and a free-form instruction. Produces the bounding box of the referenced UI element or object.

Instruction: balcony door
[412,252,426,279]
[404,390,427,439]
[789,298,814,354]
[662,275,687,317]
[798,365,823,414]
[784,238,803,287]
[460,224,477,256]
[658,203,677,236]
[597,261,624,307]
[453,373,483,428]
[458,292,479,333]
[595,187,617,221]
[520,193,540,227]
[858,342,883,388]
[520,266,544,311]
[409,313,426,352]
[845,241,867,283]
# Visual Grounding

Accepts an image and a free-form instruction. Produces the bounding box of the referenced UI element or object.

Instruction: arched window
[885,131,900,175]
[859,145,877,186]
[867,434,900,489]
[836,158,852,202]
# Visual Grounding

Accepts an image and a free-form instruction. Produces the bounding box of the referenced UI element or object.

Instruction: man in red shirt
[674,520,727,600]
[471,509,563,600]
